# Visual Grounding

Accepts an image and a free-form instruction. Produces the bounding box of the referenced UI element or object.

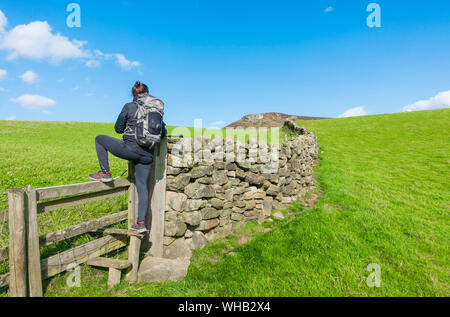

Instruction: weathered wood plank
[0,246,8,262]
[126,161,140,283]
[40,235,127,280]
[146,138,167,256]
[87,257,131,270]
[8,188,28,297]
[0,273,9,289]
[126,236,141,283]
[39,210,128,247]
[90,228,144,239]
[26,186,43,297]
[36,178,130,201]
[37,187,128,214]
[108,268,121,288]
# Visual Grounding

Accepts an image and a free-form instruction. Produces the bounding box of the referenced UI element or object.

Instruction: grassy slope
[297,109,449,296]
[1,109,449,296]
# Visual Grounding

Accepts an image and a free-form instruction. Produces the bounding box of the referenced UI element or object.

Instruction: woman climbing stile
[89,81,166,233]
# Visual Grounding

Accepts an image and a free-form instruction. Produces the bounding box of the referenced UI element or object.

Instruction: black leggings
[95,135,153,223]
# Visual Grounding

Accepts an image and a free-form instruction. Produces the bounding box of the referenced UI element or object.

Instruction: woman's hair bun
[132,81,149,98]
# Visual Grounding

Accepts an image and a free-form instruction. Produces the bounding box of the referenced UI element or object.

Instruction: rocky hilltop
[225,112,328,129]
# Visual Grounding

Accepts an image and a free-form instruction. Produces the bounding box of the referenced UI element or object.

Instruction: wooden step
[91,228,144,238]
[87,257,132,270]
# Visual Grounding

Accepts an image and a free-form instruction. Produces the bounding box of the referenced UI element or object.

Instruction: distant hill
[225,112,329,129]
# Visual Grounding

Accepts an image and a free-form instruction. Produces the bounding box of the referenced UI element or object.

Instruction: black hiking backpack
[133,94,165,149]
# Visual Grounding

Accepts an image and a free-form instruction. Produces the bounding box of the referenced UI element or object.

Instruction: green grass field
[0,109,449,296]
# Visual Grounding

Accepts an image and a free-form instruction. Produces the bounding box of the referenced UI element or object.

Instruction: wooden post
[145,137,168,256]
[108,268,121,288]
[126,236,141,283]
[26,186,43,297]
[127,161,137,228]
[8,188,28,297]
[126,161,140,282]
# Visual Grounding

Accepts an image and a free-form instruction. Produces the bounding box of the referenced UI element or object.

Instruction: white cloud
[20,70,39,84]
[0,9,139,70]
[42,110,52,115]
[338,106,367,118]
[403,90,450,112]
[325,6,334,13]
[208,121,226,129]
[10,94,56,109]
[115,54,140,70]
[0,19,89,62]
[85,59,100,68]
[92,50,139,71]
[5,116,16,121]
[0,69,7,80]
[0,10,7,33]
[0,87,6,92]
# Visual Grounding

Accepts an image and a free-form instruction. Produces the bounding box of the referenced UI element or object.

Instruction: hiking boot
[131,222,147,234]
[89,170,113,183]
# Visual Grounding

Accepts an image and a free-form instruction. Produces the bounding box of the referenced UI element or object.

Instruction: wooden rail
[36,178,130,201]
[1,137,168,297]
[0,183,129,224]
[39,210,128,247]
[37,187,128,214]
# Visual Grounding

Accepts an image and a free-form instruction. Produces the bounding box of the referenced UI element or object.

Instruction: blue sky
[0,0,449,128]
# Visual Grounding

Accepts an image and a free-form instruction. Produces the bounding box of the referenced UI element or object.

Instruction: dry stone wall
[162,121,319,256]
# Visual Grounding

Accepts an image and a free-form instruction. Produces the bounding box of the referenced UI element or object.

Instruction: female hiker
[89,81,166,233]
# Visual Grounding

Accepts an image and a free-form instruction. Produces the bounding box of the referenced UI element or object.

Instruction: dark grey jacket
[115,98,167,157]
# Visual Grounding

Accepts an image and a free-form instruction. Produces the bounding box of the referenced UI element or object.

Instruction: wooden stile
[26,186,43,297]
[3,136,168,295]
[8,188,27,297]
[40,235,127,280]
